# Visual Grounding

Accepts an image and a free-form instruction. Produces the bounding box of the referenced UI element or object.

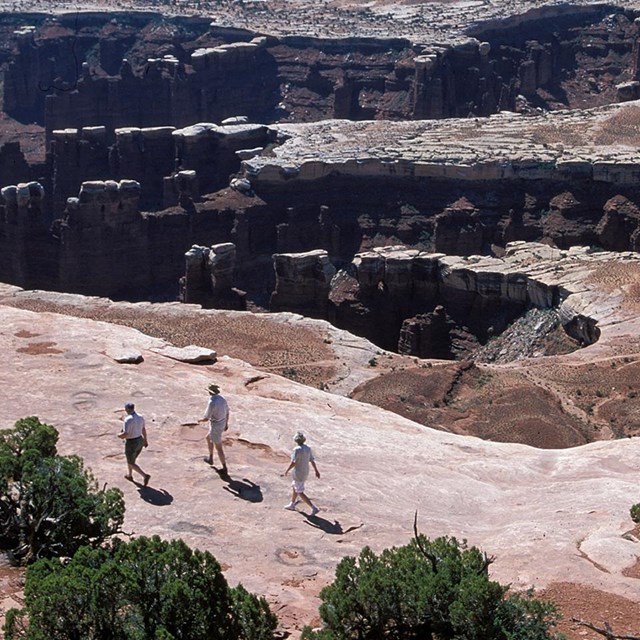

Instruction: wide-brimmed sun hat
[207,383,220,395]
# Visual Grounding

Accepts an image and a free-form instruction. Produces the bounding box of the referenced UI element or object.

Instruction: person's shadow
[220,472,263,503]
[304,514,345,535]
[136,485,174,506]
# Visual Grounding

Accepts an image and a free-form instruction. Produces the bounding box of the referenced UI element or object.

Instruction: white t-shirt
[203,394,229,431]
[123,412,145,439]
[291,444,314,482]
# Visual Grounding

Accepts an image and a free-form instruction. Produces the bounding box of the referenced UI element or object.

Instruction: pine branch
[572,618,640,640]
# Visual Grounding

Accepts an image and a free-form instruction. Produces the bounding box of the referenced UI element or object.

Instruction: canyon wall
[46,121,273,216]
[1,9,640,303]
[266,242,606,356]
[43,37,279,142]
[3,6,638,139]
[4,146,640,301]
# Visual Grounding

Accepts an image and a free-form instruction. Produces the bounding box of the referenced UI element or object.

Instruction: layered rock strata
[41,36,279,141]
[47,122,273,216]
[271,242,631,356]
[180,243,246,310]
[0,181,55,290]
[3,5,639,139]
[270,249,336,318]
[56,179,146,296]
[5,99,640,306]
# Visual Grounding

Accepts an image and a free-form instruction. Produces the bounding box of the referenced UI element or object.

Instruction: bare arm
[142,425,148,447]
[224,410,230,431]
[200,400,211,423]
[283,460,295,476]
[311,460,320,478]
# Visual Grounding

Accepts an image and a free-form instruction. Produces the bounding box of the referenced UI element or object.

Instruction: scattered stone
[151,344,217,363]
[109,349,144,364]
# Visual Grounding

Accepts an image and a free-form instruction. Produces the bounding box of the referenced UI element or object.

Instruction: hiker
[118,402,150,486]
[200,382,230,474]
[283,431,320,515]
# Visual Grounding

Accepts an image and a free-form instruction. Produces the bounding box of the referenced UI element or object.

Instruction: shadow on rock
[222,476,263,502]
[137,486,174,506]
[304,515,345,534]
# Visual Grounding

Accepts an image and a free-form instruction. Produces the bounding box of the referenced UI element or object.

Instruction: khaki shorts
[292,480,306,494]
[208,424,224,445]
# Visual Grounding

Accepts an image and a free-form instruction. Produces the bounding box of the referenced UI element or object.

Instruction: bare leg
[205,434,214,465]
[214,442,227,471]
[298,492,314,509]
[128,462,150,486]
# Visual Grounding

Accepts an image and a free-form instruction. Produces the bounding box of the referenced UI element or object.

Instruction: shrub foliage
[4,535,278,640]
[302,533,562,640]
[630,503,640,524]
[0,416,125,565]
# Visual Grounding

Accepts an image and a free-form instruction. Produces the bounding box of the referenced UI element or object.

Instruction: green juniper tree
[5,536,278,640]
[302,530,562,640]
[0,416,125,565]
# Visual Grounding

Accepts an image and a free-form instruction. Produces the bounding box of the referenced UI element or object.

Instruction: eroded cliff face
[1,8,640,335]
[4,123,640,304]
[2,6,639,139]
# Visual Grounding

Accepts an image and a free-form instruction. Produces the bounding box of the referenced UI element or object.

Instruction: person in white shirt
[199,383,230,475]
[118,402,150,486]
[283,431,320,515]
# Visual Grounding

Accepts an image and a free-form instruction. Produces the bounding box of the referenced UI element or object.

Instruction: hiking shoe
[310,506,320,516]
[284,503,297,511]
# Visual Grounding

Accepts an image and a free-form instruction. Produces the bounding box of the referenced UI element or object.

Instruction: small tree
[5,535,278,640]
[0,417,125,565]
[301,534,561,640]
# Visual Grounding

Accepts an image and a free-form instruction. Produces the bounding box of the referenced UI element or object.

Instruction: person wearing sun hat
[283,431,321,516]
[199,382,230,474]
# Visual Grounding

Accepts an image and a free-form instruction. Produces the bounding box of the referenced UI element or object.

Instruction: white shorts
[208,425,224,444]
[292,480,306,494]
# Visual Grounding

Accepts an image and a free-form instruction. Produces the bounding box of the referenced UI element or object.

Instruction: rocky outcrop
[172,123,273,197]
[56,180,148,296]
[397,305,457,359]
[47,121,272,216]
[164,170,200,210]
[0,142,32,189]
[3,7,637,142]
[50,127,112,214]
[180,243,246,310]
[43,35,279,141]
[270,249,336,318]
[596,195,640,251]
[270,242,629,356]
[0,181,54,289]
[112,127,177,210]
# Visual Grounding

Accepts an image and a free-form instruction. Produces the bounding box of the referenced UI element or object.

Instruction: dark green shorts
[125,437,144,464]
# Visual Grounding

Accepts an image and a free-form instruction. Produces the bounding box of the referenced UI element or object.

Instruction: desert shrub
[4,535,278,640]
[631,503,640,524]
[301,535,561,640]
[0,416,125,565]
